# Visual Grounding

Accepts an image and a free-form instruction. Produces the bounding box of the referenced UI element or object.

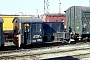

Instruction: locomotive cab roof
[12,17,43,23]
[0,18,4,23]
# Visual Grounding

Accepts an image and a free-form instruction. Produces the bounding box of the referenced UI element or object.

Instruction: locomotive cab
[12,17,43,48]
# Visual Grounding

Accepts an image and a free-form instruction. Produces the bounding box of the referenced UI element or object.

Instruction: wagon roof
[79,6,90,12]
[0,18,4,23]
[66,6,90,12]
[12,17,43,23]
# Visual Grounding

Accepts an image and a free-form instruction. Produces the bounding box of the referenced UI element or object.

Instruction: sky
[0,0,89,15]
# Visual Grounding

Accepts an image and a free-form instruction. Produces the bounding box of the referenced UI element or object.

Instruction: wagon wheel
[84,37,88,43]
[87,38,90,42]
[54,37,58,41]
[67,39,71,44]
[86,37,90,42]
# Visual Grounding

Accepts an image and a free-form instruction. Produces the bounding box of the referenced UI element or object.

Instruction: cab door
[24,23,31,45]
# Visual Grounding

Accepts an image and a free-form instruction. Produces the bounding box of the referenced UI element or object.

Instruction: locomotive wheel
[18,44,25,49]
[0,44,4,50]
[43,36,47,42]
[67,39,71,44]
[64,39,71,44]
[51,36,54,41]
[13,38,18,46]
[74,38,78,44]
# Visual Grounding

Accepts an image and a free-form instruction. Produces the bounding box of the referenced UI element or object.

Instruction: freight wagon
[65,6,90,42]
[0,15,32,41]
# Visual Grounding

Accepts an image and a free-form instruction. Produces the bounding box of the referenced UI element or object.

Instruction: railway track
[0,46,90,60]
[0,42,90,60]
[0,42,90,56]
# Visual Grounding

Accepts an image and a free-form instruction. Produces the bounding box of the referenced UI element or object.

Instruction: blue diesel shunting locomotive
[12,17,70,47]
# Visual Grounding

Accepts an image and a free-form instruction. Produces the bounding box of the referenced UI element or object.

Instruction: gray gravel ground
[1,42,90,57]
[2,42,90,60]
[81,57,90,60]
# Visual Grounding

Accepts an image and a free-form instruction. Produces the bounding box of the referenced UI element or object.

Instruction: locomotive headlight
[33,35,41,38]
[37,39,42,42]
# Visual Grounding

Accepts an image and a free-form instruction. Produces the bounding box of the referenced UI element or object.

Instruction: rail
[0,42,90,60]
